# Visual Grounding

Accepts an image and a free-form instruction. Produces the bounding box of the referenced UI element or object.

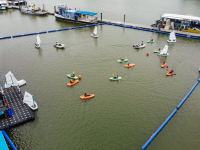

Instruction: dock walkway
[0,131,9,150]
[101,19,200,38]
[0,86,34,130]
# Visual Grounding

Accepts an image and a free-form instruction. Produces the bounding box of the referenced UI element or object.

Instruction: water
[1,0,200,150]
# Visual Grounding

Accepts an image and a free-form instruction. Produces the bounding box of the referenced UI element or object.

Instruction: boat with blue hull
[54,4,98,24]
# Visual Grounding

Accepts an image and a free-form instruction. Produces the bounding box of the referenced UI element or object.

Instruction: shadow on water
[37,49,42,57]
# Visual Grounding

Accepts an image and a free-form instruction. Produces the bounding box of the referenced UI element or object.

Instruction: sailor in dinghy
[91,26,98,38]
[35,35,41,48]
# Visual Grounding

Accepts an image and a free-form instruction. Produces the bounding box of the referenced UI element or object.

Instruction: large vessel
[0,0,9,9]
[152,13,200,34]
[54,4,98,24]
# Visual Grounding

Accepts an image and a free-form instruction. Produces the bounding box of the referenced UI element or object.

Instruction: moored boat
[21,3,48,15]
[23,91,38,110]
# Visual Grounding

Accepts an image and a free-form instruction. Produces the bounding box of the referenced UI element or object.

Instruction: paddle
[155,48,157,51]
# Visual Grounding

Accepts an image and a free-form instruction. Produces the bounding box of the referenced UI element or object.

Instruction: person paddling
[141,41,144,45]
[169,69,174,73]
[70,79,74,84]
[120,57,124,61]
[114,75,119,79]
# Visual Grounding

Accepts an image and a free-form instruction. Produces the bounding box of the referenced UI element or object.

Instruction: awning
[75,11,97,16]
[162,13,200,22]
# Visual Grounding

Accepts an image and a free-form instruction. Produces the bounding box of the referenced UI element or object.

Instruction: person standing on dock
[18,87,21,98]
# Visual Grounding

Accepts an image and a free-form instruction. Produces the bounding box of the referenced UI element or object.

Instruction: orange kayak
[124,64,135,68]
[161,63,167,68]
[80,94,95,100]
[167,72,173,76]
[67,80,79,86]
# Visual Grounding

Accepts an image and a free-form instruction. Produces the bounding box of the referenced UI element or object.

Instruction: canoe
[124,64,135,68]
[147,40,154,43]
[161,63,167,68]
[80,94,95,100]
[154,50,161,53]
[167,72,173,76]
[67,74,78,79]
[117,59,128,63]
[67,80,79,86]
[110,76,122,81]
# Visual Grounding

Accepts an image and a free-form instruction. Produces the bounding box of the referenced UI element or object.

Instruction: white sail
[23,91,34,106]
[93,26,98,36]
[4,71,18,88]
[169,32,176,40]
[36,35,41,45]
[160,45,169,54]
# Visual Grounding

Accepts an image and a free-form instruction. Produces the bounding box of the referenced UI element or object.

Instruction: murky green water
[1,0,200,150]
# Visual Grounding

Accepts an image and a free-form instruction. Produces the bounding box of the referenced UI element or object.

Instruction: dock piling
[101,13,102,22]
[124,14,125,22]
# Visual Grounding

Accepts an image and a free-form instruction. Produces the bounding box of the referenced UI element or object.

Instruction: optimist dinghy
[35,35,41,48]
[4,71,26,88]
[167,31,176,43]
[23,91,38,110]
[91,26,98,38]
[158,45,169,56]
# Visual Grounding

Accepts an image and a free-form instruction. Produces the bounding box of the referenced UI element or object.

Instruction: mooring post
[43,4,45,11]
[75,8,76,10]
[18,1,20,9]
[124,14,125,22]
[54,6,56,13]
[101,13,102,22]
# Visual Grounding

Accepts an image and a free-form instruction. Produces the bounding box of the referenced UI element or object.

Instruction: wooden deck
[101,19,200,38]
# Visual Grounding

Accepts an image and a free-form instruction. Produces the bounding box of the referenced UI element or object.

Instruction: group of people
[135,41,144,48]
[55,42,62,46]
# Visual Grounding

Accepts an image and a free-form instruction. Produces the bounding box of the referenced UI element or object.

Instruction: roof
[162,13,200,22]
[75,11,97,16]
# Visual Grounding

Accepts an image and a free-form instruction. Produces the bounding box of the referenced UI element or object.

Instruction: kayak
[67,74,78,79]
[167,72,173,76]
[154,50,161,53]
[110,76,122,81]
[124,64,135,68]
[67,80,79,86]
[117,59,128,63]
[80,94,95,100]
[161,63,167,68]
[147,40,154,43]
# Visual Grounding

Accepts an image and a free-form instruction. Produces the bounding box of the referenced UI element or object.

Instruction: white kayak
[133,44,145,48]
[54,44,65,48]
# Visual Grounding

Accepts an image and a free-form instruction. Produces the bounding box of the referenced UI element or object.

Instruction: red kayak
[161,63,167,68]
[167,72,173,76]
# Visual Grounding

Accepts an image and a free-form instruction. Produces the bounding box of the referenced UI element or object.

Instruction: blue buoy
[48,30,57,33]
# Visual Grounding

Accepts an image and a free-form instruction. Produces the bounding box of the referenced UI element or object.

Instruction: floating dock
[0,86,35,130]
[141,78,200,150]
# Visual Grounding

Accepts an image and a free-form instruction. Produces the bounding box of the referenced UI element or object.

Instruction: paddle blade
[166,69,169,71]
[150,36,152,38]
[112,74,115,76]
[155,48,157,50]
[73,71,75,74]
[160,61,162,63]
[125,56,127,58]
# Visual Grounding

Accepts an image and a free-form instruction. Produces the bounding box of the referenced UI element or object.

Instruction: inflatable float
[67,80,79,86]
[133,44,145,49]
[80,94,95,100]
[124,64,135,68]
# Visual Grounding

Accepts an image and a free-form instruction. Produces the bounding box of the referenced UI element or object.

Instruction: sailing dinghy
[4,71,26,88]
[91,26,98,38]
[158,45,169,56]
[167,31,176,42]
[23,91,38,110]
[35,35,41,48]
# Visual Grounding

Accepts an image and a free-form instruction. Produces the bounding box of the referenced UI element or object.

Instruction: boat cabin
[152,13,200,32]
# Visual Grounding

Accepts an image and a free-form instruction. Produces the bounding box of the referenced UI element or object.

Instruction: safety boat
[91,26,98,38]
[124,64,135,68]
[54,4,98,24]
[35,35,41,48]
[118,59,128,63]
[80,94,95,100]
[158,45,169,56]
[167,31,176,42]
[23,91,38,110]
[4,71,26,88]
[133,44,145,49]
[110,76,122,81]
[54,43,65,48]
[21,3,48,15]
[161,63,167,68]
[67,80,79,86]
[67,74,79,80]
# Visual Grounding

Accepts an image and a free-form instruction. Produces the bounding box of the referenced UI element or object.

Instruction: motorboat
[91,26,98,38]
[21,3,48,15]
[0,0,9,9]
[4,71,26,88]
[133,44,145,49]
[23,91,38,110]
[54,43,65,48]
[158,45,169,56]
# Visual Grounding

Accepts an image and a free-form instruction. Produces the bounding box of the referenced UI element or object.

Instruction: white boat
[54,43,65,48]
[21,3,48,15]
[23,91,38,110]
[91,26,98,38]
[35,35,41,48]
[4,71,26,88]
[0,0,9,9]
[133,44,145,49]
[199,67,200,71]
[167,31,176,42]
[158,45,169,56]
